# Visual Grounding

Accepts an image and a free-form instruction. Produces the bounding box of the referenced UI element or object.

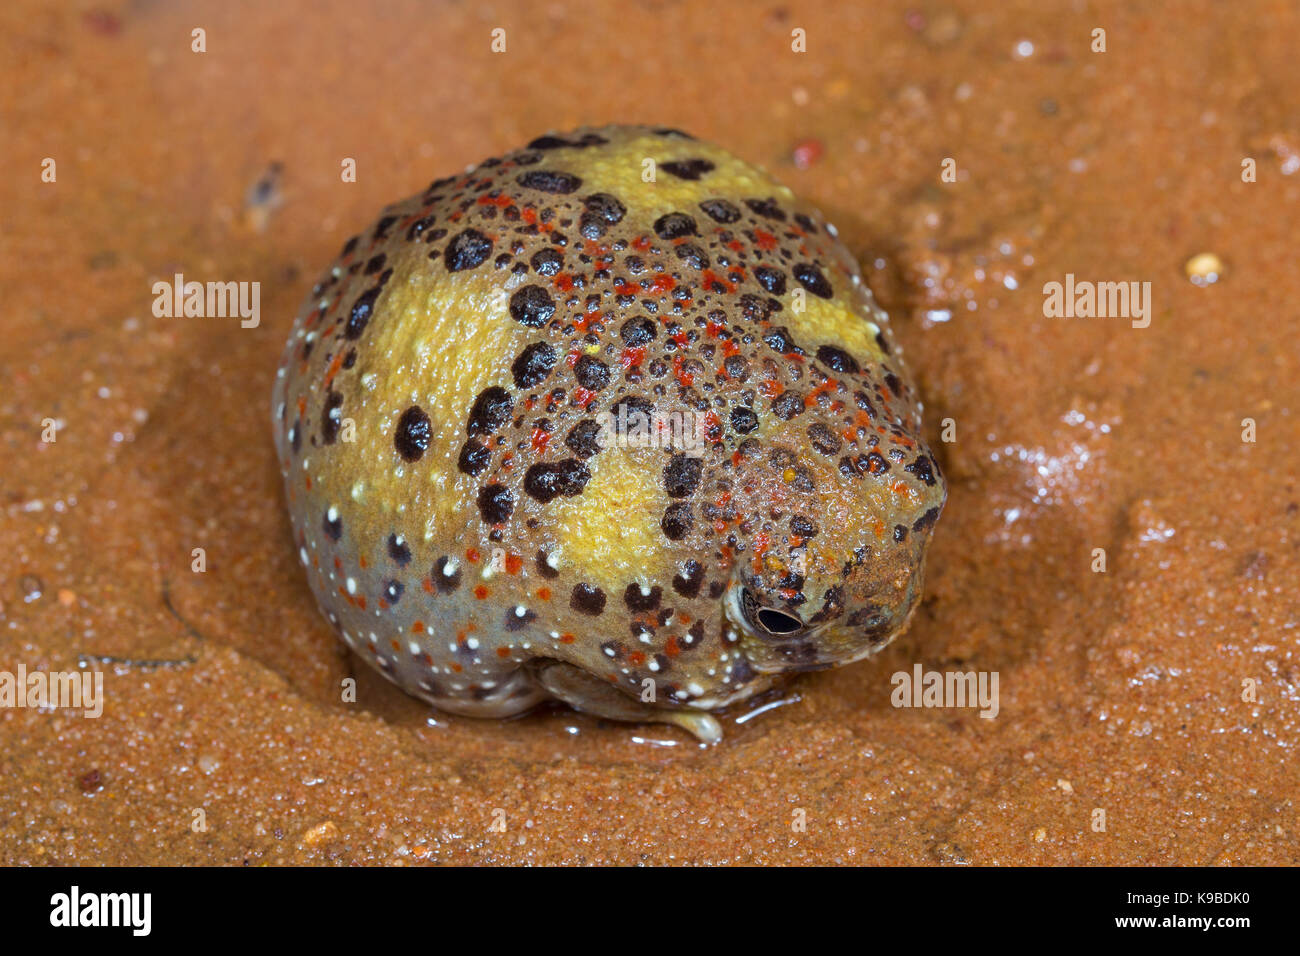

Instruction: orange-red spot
[466,547,481,563]
[536,586,552,601]
[322,351,345,389]
[560,632,576,644]
[755,229,778,251]
[647,274,675,295]
[497,647,511,658]
[664,636,681,657]
[422,577,434,594]
[412,620,425,633]
[505,553,523,575]
[701,270,735,294]
[474,585,489,600]
[671,355,694,387]
[530,428,551,453]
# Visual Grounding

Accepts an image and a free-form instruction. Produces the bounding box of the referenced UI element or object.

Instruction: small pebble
[301,821,340,847]
[792,138,824,170]
[1184,252,1225,286]
[20,574,43,603]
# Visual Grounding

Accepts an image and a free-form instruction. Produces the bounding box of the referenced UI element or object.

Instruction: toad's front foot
[530,660,723,744]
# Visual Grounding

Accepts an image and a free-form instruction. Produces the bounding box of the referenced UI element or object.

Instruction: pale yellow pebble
[301,821,340,846]
[1184,251,1225,286]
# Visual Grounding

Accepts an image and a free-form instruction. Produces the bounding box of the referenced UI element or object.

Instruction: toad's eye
[756,607,804,635]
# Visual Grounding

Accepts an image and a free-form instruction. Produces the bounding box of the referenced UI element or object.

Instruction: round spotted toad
[271,125,946,742]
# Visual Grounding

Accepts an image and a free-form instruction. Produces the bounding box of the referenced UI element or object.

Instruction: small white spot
[346,577,357,594]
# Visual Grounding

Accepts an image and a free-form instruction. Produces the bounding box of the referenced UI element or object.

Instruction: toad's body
[272,125,946,741]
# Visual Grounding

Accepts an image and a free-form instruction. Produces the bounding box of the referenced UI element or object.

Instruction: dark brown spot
[434,556,462,593]
[662,159,715,180]
[772,392,804,420]
[523,459,591,503]
[816,344,859,375]
[570,583,607,615]
[653,212,697,239]
[445,229,494,272]
[394,405,432,462]
[574,355,611,391]
[535,549,559,579]
[623,583,662,611]
[730,406,758,434]
[672,559,706,598]
[509,285,556,328]
[619,316,657,345]
[512,342,558,388]
[458,439,491,476]
[345,287,380,339]
[467,387,514,437]
[754,266,787,295]
[807,422,842,456]
[793,262,833,298]
[661,502,693,540]
[564,419,603,458]
[698,198,741,223]
[517,169,582,193]
[477,483,514,524]
[387,534,411,566]
[663,453,703,498]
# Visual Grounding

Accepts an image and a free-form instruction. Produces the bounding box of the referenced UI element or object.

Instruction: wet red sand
[2,0,1298,864]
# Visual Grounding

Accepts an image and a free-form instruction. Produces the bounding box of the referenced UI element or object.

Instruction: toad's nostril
[757,607,804,635]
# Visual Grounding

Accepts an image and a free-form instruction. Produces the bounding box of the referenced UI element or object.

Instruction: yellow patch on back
[344,258,524,537]
[789,294,884,363]
[552,133,795,227]
[549,442,668,590]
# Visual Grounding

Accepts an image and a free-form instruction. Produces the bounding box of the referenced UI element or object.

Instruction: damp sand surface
[1,0,1297,864]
